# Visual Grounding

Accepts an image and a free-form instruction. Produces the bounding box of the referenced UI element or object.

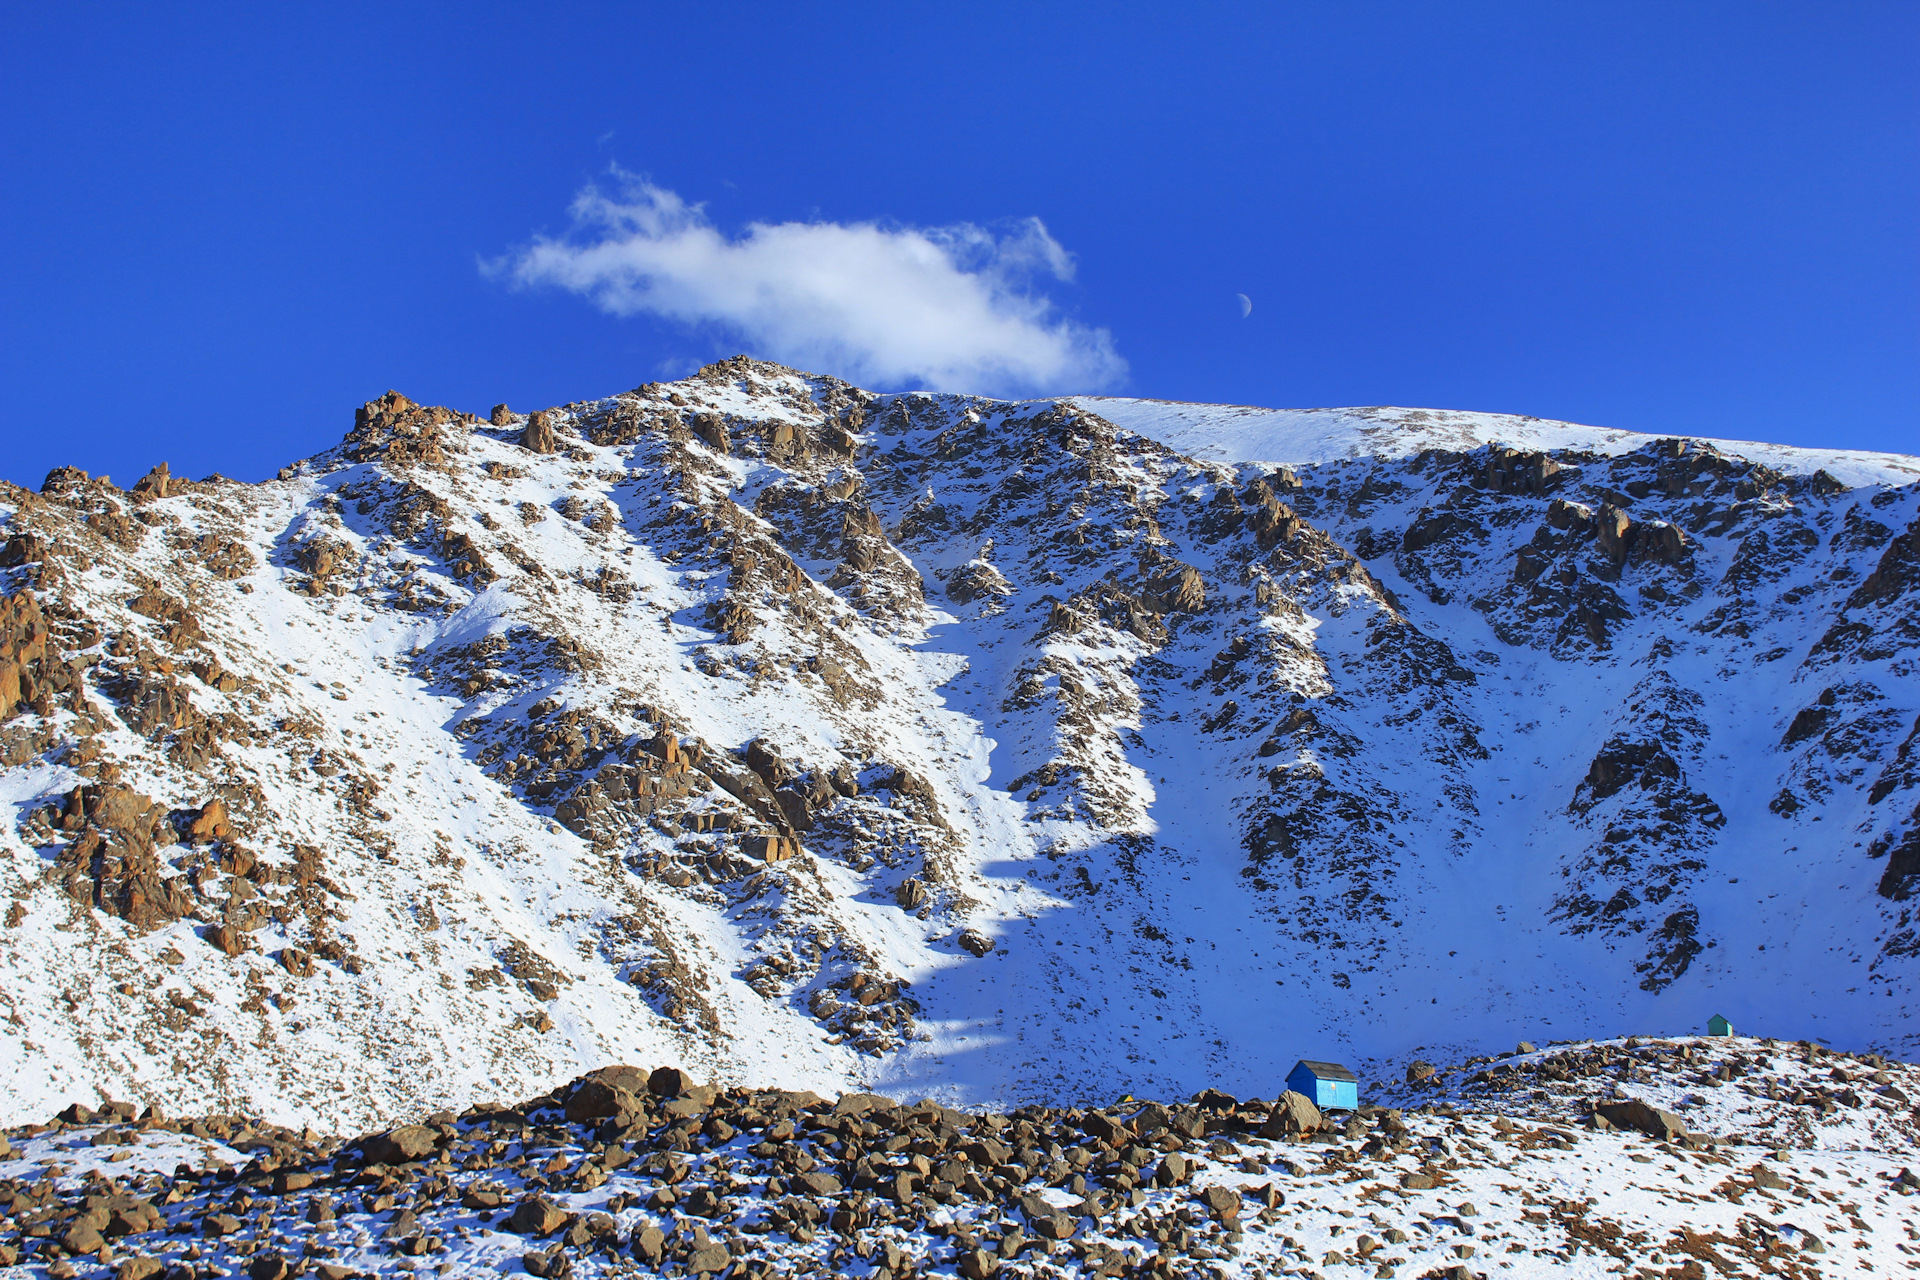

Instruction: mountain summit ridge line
[0,355,1915,1130]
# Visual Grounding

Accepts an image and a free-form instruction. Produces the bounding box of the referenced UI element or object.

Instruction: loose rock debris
[4,1036,1917,1279]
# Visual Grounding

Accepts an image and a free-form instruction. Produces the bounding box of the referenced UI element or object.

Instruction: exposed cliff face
[0,359,1915,1128]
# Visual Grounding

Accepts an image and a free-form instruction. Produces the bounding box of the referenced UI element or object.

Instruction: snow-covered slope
[1073,398,1920,489]
[0,358,1916,1132]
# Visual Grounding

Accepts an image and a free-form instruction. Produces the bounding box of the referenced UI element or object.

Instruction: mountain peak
[0,365,1916,1134]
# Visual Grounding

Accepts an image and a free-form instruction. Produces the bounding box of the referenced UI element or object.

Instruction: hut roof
[1292,1060,1358,1082]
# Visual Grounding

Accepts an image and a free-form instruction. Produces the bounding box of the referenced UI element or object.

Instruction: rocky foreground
[2,1036,1916,1280]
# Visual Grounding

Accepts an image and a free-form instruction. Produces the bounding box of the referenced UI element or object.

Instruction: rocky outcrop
[521,410,557,454]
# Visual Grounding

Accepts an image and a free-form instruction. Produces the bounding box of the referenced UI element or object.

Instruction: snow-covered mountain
[2,357,1916,1130]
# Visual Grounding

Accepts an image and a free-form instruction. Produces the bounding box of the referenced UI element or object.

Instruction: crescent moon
[1237,293,1252,318]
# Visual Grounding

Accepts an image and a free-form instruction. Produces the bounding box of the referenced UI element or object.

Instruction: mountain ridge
[0,355,1915,1134]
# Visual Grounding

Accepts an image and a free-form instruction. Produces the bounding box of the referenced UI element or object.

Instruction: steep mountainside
[1,358,1916,1130]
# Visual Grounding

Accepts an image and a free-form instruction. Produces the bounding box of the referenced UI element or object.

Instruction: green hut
[1707,1014,1733,1037]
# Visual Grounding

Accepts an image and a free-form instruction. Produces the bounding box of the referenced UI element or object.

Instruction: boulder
[491,404,514,427]
[359,1124,438,1166]
[183,799,231,845]
[565,1078,639,1124]
[1261,1090,1323,1137]
[62,1220,107,1255]
[522,1248,569,1279]
[104,1196,163,1236]
[1152,1152,1190,1187]
[691,413,730,454]
[1197,1184,1241,1222]
[1033,1213,1075,1240]
[686,1243,731,1274]
[791,1171,843,1196]
[648,1066,717,1105]
[1595,1099,1687,1141]
[631,1225,665,1264]
[205,924,246,957]
[506,1196,568,1236]
[957,1248,999,1279]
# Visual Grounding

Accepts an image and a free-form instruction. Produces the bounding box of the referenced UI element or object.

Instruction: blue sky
[2,2,1913,487]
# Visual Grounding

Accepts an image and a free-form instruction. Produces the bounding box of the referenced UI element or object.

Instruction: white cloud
[492,172,1126,396]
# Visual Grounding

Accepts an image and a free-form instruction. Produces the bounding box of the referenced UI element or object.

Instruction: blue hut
[1287,1060,1360,1111]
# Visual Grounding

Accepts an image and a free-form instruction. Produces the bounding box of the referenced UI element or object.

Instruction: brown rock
[491,404,514,427]
[1152,1152,1190,1187]
[792,1171,843,1196]
[246,1253,289,1280]
[1546,498,1593,531]
[1595,1099,1687,1141]
[63,1221,107,1255]
[958,1247,1000,1279]
[104,1197,162,1236]
[359,1124,438,1165]
[522,411,556,454]
[686,1243,731,1274]
[183,799,231,844]
[205,924,246,957]
[564,1078,639,1124]
[1641,521,1687,564]
[506,1196,569,1236]
[116,1259,164,1280]
[743,832,794,863]
[691,414,730,454]
[1260,1090,1322,1137]
[1596,504,1632,565]
[648,1066,717,1104]
[1033,1212,1075,1240]
[1197,1185,1241,1221]
[631,1225,665,1264]
[128,464,172,503]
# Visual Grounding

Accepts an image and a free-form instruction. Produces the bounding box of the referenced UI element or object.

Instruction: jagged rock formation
[0,360,1916,1132]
